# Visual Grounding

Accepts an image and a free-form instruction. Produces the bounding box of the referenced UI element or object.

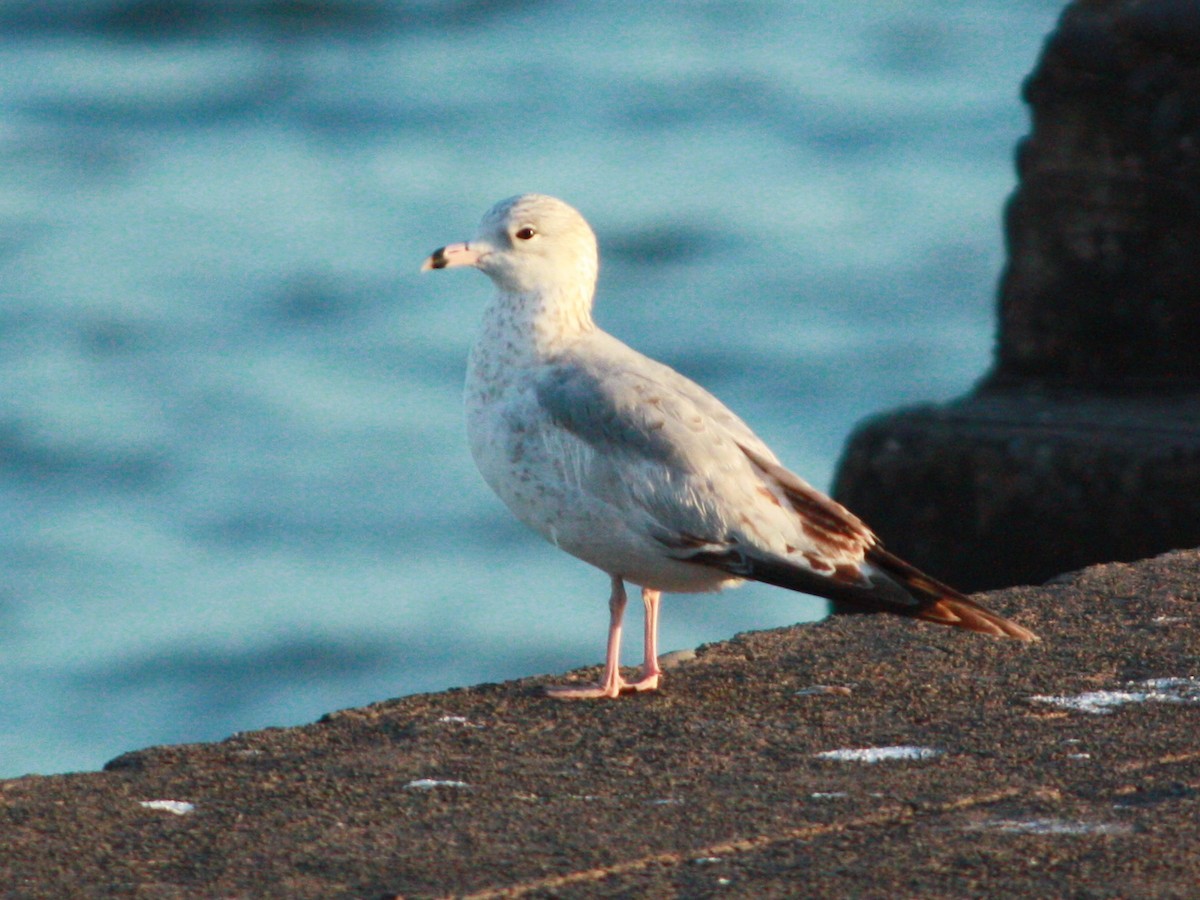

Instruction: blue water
[0,0,1062,777]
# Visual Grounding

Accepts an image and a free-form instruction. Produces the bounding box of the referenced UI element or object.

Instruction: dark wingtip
[863,547,1040,641]
[918,596,1041,642]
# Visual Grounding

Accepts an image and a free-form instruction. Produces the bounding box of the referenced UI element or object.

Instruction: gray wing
[529,335,1016,624]
[535,334,776,471]
[533,334,797,552]
[532,332,882,574]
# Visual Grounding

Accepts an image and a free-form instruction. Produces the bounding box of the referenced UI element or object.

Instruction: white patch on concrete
[1031,676,1200,715]
[983,818,1131,836]
[815,746,943,763]
[659,649,697,669]
[794,684,853,697]
[138,800,194,815]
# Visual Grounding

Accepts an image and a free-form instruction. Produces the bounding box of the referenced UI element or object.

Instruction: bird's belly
[466,402,737,594]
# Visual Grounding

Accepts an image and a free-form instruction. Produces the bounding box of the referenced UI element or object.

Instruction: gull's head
[421,194,599,298]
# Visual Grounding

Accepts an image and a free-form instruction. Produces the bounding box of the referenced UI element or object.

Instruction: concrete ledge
[3,549,1200,897]
[833,390,1200,590]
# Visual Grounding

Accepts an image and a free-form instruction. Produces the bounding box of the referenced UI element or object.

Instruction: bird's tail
[687,543,1039,642]
[857,547,1039,642]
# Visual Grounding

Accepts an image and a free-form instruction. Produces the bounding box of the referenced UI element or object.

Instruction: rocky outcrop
[996,0,1200,387]
[834,0,1200,590]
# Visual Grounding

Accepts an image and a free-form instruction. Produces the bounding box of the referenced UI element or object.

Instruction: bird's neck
[478,286,597,364]
[466,287,596,407]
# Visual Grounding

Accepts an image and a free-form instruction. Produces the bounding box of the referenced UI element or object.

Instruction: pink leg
[545,576,628,699]
[627,588,662,691]
[545,578,664,699]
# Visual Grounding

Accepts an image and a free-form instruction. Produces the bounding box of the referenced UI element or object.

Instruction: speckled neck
[463,283,595,393]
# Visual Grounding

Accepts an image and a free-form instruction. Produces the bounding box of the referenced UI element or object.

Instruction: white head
[421,194,599,300]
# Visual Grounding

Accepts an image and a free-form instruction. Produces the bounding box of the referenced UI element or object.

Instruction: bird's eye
[514,226,537,241]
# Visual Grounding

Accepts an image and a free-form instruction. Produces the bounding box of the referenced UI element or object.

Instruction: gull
[421,194,1038,699]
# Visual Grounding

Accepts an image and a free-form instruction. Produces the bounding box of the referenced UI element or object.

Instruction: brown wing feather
[733,443,1039,642]
[736,443,875,558]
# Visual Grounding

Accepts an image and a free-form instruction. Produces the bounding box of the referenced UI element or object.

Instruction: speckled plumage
[422,194,1036,698]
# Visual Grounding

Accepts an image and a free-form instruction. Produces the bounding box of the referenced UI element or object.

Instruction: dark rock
[834,392,1200,591]
[1119,0,1200,58]
[835,0,1200,590]
[997,0,1200,387]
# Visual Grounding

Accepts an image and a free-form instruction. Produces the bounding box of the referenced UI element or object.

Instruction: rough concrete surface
[3,549,1199,898]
